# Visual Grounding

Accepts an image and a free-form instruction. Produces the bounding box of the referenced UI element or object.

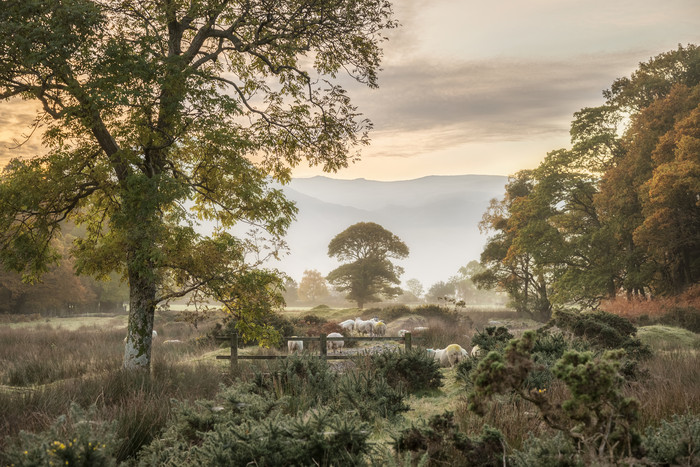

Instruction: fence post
[320,333,327,360]
[230,333,238,372]
[404,332,412,351]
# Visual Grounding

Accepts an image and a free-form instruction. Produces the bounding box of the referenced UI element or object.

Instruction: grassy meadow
[0,304,698,465]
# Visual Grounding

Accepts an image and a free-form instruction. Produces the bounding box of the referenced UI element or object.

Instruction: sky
[1,0,699,180]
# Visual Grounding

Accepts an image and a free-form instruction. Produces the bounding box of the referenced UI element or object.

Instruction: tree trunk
[120,177,160,371]
[123,263,157,370]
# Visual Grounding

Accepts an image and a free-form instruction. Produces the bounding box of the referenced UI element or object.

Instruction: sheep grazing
[430,344,468,367]
[339,319,356,333]
[470,344,481,357]
[398,329,409,337]
[372,321,387,337]
[413,326,429,333]
[326,332,344,353]
[354,317,377,336]
[288,338,303,353]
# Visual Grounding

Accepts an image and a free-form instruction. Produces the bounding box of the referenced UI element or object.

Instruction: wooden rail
[215,332,418,371]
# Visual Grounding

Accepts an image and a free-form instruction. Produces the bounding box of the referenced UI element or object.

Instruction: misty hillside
[275,175,507,288]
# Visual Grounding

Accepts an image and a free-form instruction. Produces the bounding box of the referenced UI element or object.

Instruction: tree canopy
[475,44,700,319]
[0,0,396,369]
[297,269,329,303]
[326,222,408,308]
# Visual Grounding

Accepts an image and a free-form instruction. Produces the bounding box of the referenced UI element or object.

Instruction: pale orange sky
[2,0,699,180]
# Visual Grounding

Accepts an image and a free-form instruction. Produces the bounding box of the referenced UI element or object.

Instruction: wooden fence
[215,332,418,371]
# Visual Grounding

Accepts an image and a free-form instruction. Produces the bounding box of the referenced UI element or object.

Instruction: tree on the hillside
[425,280,454,303]
[326,222,408,308]
[297,269,329,302]
[405,278,424,299]
[0,0,396,370]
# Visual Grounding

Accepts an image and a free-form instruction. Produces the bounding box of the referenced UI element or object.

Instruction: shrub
[510,432,583,467]
[471,326,514,353]
[467,332,644,464]
[364,349,444,393]
[252,355,336,414]
[659,306,700,333]
[550,309,652,374]
[214,312,294,347]
[393,412,504,467]
[644,413,700,465]
[3,404,120,467]
[140,407,372,466]
[337,371,410,421]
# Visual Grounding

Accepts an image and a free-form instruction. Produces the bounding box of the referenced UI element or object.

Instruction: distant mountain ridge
[275,175,507,289]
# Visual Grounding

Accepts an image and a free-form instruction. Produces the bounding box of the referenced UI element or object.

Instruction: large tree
[326,222,408,308]
[476,44,700,312]
[297,269,328,302]
[0,0,396,370]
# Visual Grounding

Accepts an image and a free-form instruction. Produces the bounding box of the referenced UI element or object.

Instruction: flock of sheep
[287,317,482,368]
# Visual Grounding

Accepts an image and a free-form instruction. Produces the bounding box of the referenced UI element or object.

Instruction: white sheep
[339,319,356,333]
[372,321,387,337]
[123,329,158,343]
[354,317,377,336]
[398,329,409,337]
[413,326,429,333]
[470,344,481,357]
[430,344,468,367]
[288,338,303,353]
[326,332,344,353]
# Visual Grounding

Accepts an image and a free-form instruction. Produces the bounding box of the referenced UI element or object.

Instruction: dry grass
[601,284,700,320]
[0,314,228,462]
[626,350,700,428]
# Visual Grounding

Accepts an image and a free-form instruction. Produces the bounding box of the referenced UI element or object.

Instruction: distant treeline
[0,223,128,314]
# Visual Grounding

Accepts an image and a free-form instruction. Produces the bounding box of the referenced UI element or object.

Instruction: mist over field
[273,175,507,287]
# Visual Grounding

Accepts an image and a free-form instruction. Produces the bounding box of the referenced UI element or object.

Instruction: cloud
[342,50,660,159]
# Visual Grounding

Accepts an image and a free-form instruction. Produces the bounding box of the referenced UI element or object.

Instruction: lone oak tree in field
[0,0,396,370]
[327,222,408,308]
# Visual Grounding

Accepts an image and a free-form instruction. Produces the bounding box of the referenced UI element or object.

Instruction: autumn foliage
[475,45,700,317]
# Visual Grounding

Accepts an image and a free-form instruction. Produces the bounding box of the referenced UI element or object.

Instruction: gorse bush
[467,331,643,464]
[140,405,372,467]
[393,412,504,467]
[644,413,700,466]
[252,355,336,414]
[363,349,444,393]
[471,326,513,353]
[548,309,652,380]
[138,367,399,465]
[251,354,410,422]
[338,370,410,421]
[4,404,120,467]
[510,432,583,467]
[550,310,648,353]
